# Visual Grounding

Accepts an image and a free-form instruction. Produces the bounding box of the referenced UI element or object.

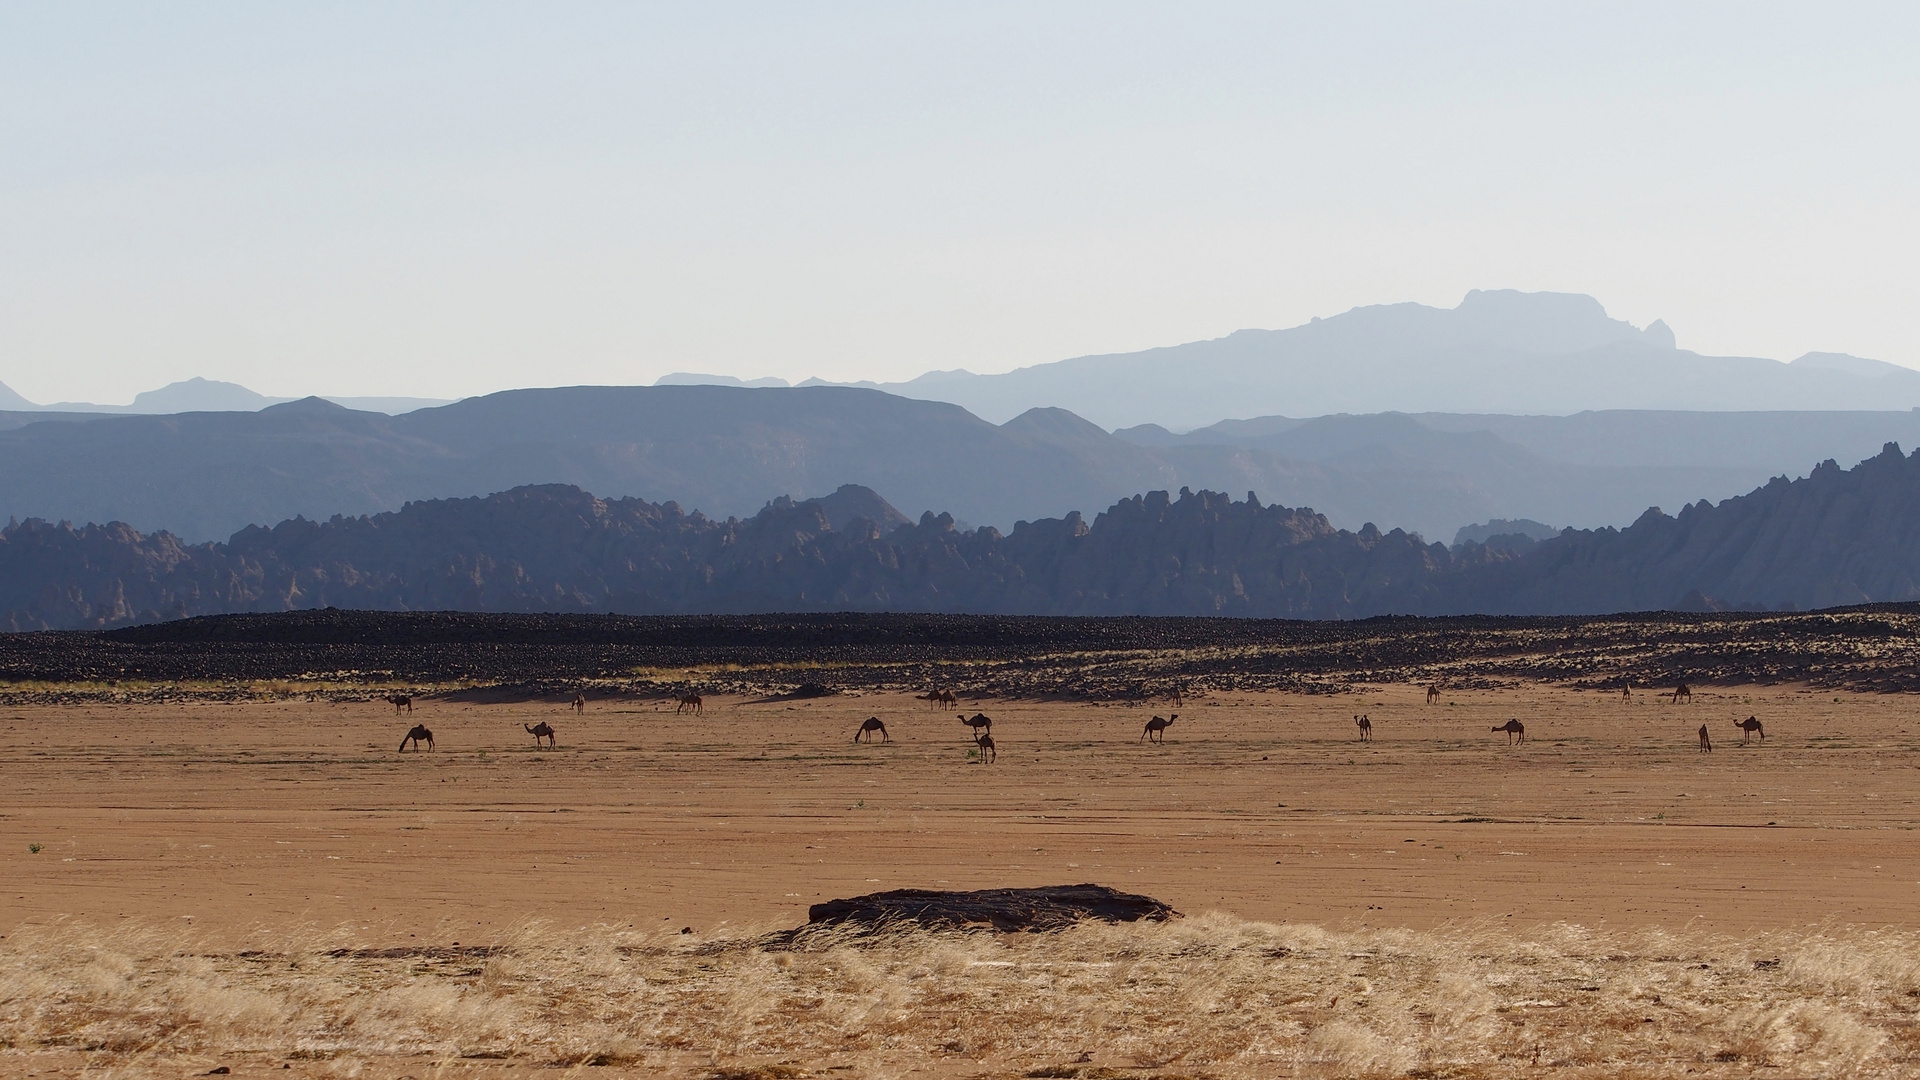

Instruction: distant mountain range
[8,440,1920,630]
[677,290,1920,429]
[0,376,449,416]
[10,385,1920,547]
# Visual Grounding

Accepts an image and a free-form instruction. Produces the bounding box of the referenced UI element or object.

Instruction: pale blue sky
[3,3,1917,403]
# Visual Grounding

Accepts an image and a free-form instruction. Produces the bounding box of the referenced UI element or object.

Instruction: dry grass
[4,914,1918,1078]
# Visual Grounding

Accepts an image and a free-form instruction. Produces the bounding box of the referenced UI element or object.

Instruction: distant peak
[1790,352,1913,378]
[0,379,36,410]
[654,372,791,388]
[798,484,911,532]
[261,395,353,415]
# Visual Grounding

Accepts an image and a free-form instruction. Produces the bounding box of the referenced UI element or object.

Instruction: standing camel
[1668,684,1693,704]
[919,690,958,710]
[1697,724,1712,752]
[1493,719,1525,744]
[961,713,992,738]
[398,724,433,752]
[1425,684,1441,705]
[525,722,556,748]
[1354,714,1373,742]
[973,731,996,764]
[571,694,586,714]
[854,717,889,743]
[676,693,704,715]
[1622,686,1633,704]
[1141,714,1177,743]
[1734,716,1764,743]
[386,694,413,714]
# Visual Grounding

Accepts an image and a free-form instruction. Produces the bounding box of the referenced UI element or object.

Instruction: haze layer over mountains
[7,288,1920,614]
[678,290,1920,430]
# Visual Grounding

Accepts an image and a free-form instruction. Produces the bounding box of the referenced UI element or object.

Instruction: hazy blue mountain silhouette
[10,385,1920,547]
[853,290,1920,428]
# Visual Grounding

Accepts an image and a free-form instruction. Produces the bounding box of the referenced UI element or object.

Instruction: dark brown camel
[1355,714,1372,742]
[1141,714,1177,744]
[398,724,433,752]
[1669,683,1693,704]
[973,731,995,764]
[919,690,957,710]
[676,693,704,715]
[1698,723,1712,752]
[386,694,413,714]
[961,713,992,739]
[1493,719,1525,744]
[571,693,586,714]
[1734,716,1764,743]
[1425,684,1441,705]
[854,717,889,743]
[1622,686,1633,703]
[525,721,556,748]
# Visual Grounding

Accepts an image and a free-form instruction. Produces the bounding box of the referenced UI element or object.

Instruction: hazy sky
[3,3,1918,404]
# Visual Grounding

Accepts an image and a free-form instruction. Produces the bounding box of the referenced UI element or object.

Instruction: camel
[1493,719,1525,744]
[571,693,586,714]
[1698,723,1712,752]
[1622,686,1633,703]
[961,713,992,738]
[854,717,889,743]
[386,694,413,714]
[1734,716,1764,743]
[525,721,556,748]
[1354,714,1372,742]
[398,724,433,752]
[919,690,958,710]
[1668,683,1693,704]
[1425,684,1441,705]
[676,693,704,716]
[1141,714,1178,744]
[974,731,996,764]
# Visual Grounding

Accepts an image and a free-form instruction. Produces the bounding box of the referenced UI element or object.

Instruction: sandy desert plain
[4,669,1920,1079]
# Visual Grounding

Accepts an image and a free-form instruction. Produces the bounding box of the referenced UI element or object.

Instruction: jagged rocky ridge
[7,443,1920,630]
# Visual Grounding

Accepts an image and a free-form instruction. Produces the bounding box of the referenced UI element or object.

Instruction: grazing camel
[676,693,704,715]
[571,693,586,714]
[1734,716,1765,743]
[1698,723,1712,752]
[1354,714,1373,742]
[525,721,556,748]
[386,694,413,714]
[961,713,992,738]
[1493,719,1525,744]
[973,731,996,764]
[1425,684,1441,705]
[1668,683,1693,704]
[1141,714,1178,744]
[854,717,889,743]
[398,724,433,752]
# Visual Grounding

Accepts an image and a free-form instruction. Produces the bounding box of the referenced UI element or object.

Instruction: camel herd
[385,682,1773,758]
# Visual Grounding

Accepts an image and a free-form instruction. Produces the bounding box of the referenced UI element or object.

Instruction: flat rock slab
[806,884,1178,932]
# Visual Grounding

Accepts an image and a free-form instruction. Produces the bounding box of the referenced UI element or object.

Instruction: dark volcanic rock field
[5,607,1920,703]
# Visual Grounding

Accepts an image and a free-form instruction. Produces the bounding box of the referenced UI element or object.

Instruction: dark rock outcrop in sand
[806,885,1178,932]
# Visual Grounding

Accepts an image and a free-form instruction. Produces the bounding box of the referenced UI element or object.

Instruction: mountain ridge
[8,440,1920,629]
[823,290,1920,428]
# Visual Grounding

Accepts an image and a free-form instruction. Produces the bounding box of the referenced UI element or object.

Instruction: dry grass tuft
[3,914,1919,1076]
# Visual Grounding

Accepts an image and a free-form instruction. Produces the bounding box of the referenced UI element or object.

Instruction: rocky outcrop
[1448,443,1920,613]
[805,885,1178,933]
[8,443,1920,629]
[0,483,1467,629]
